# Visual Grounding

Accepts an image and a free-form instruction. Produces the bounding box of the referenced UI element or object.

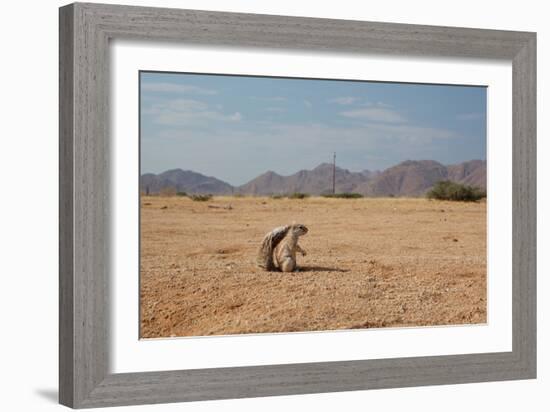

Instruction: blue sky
[140,72,486,186]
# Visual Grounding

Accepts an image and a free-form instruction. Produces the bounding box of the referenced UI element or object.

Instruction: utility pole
[332,152,336,194]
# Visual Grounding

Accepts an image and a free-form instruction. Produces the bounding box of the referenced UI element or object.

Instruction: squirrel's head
[290,223,308,236]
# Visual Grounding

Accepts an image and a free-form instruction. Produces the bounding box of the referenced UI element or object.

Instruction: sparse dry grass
[140,196,486,338]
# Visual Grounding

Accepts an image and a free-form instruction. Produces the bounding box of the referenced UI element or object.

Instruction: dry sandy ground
[140,196,486,338]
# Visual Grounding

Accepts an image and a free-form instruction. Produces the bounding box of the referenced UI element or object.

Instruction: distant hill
[360,169,382,180]
[446,159,487,188]
[358,160,486,196]
[141,160,486,197]
[140,169,233,195]
[359,160,450,197]
[237,163,370,195]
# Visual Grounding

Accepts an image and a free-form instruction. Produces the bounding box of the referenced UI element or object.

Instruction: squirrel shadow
[299,265,350,273]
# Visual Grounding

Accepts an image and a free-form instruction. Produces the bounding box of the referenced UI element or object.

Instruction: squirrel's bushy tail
[257,225,290,271]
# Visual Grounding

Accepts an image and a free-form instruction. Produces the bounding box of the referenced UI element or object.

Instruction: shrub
[287,192,310,199]
[426,181,486,202]
[233,193,245,198]
[176,191,187,197]
[270,194,284,199]
[190,194,213,201]
[322,193,363,199]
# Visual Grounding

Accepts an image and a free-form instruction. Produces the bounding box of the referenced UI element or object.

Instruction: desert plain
[140,195,486,338]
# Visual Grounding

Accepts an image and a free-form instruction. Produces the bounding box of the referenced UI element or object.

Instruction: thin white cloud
[229,112,243,121]
[327,96,360,105]
[456,112,483,121]
[251,96,287,102]
[304,100,312,108]
[265,107,286,113]
[368,122,457,140]
[339,107,406,123]
[141,82,217,95]
[374,102,393,109]
[263,120,456,146]
[143,98,242,125]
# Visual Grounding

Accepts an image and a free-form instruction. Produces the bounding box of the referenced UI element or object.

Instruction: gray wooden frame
[59,2,536,408]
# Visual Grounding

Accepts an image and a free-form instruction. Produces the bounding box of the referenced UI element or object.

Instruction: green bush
[426,181,486,202]
[322,193,363,199]
[287,192,310,199]
[176,191,187,197]
[190,194,213,201]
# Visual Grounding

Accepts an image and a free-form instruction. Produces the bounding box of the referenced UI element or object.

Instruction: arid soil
[140,196,486,338]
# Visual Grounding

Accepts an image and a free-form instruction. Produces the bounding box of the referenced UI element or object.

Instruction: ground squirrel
[257,223,308,272]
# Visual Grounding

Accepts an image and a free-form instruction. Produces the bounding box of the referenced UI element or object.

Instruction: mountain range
[140,159,486,197]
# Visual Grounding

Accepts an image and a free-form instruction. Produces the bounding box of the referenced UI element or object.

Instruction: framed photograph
[59,2,536,408]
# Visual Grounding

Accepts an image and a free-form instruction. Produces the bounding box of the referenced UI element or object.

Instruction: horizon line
[140,158,487,187]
